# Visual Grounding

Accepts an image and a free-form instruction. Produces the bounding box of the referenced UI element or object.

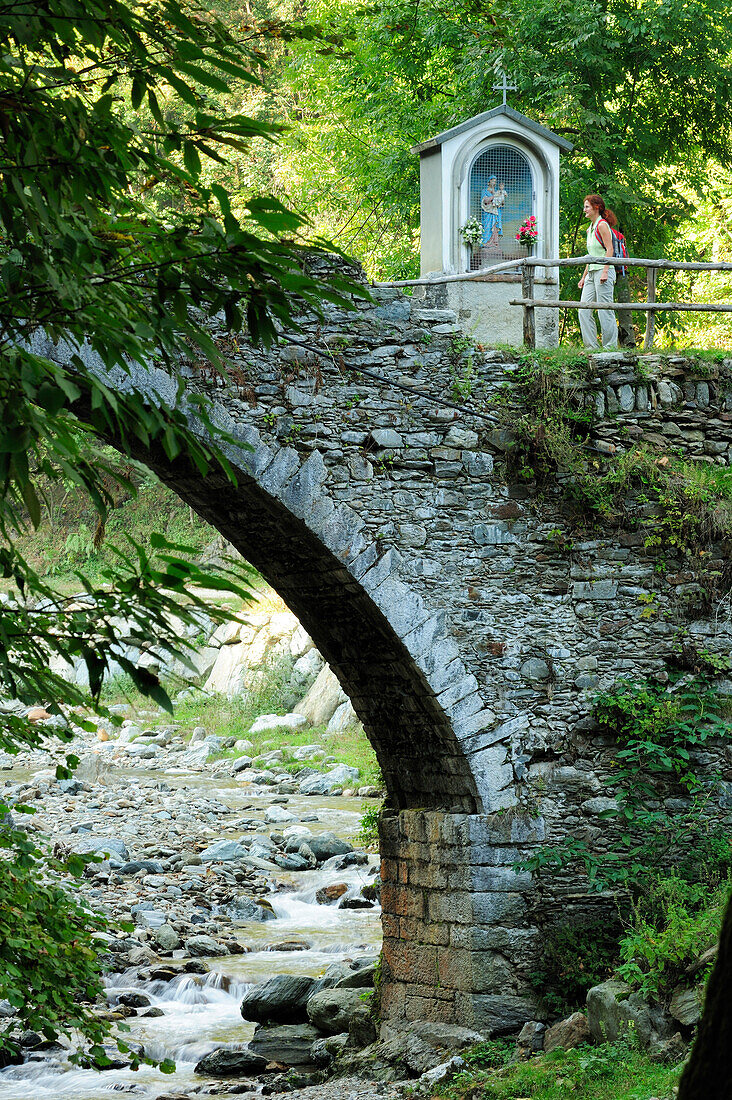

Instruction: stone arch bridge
[39,263,732,1035]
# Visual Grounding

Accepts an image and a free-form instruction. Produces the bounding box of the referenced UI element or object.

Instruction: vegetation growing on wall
[491,351,732,609]
[528,921,620,1018]
[521,648,732,1005]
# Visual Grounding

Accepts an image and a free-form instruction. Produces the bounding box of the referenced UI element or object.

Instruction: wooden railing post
[643,267,657,351]
[522,259,535,348]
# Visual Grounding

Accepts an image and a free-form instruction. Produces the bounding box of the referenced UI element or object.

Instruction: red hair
[585,193,617,228]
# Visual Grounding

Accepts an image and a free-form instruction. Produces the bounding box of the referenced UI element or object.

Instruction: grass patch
[516,345,594,372]
[102,656,383,786]
[438,1039,681,1100]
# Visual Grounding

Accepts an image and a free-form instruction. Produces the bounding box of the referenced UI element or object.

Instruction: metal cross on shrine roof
[492,70,517,106]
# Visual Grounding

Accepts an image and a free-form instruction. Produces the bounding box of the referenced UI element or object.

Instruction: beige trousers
[579,268,618,350]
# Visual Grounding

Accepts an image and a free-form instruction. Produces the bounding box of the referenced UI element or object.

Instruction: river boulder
[264,804,297,824]
[248,1022,322,1065]
[154,924,181,951]
[200,840,247,862]
[296,665,347,726]
[72,836,128,861]
[185,935,229,958]
[303,831,353,862]
[332,958,379,989]
[241,975,317,1024]
[299,765,360,796]
[334,1020,485,1081]
[306,988,366,1034]
[311,1033,349,1066]
[249,713,308,733]
[194,1047,268,1077]
[225,896,276,922]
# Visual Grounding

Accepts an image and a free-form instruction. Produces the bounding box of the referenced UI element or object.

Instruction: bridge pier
[378,809,547,1035]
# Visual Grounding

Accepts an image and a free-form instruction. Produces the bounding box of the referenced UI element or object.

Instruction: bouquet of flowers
[460,217,483,248]
[515,215,538,246]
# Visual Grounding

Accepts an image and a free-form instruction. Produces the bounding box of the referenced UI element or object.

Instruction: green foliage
[461,1039,514,1070]
[439,1038,681,1100]
[617,876,727,999]
[166,654,296,738]
[517,347,594,373]
[250,0,732,289]
[0,0,365,736]
[0,814,167,1072]
[497,357,732,604]
[521,665,732,1010]
[369,952,383,1023]
[447,335,478,401]
[0,0,364,1064]
[358,804,382,848]
[594,673,732,808]
[529,921,620,1017]
[61,525,96,569]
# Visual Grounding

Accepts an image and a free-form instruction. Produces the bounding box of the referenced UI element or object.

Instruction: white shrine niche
[411,105,573,348]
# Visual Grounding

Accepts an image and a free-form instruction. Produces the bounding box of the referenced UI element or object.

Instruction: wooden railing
[512,255,732,350]
[375,255,732,351]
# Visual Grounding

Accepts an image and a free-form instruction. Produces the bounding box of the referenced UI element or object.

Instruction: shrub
[617,875,728,998]
[529,920,620,1017]
[358,804,382,848]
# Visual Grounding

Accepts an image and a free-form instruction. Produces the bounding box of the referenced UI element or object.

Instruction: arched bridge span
[36,264,732,1035]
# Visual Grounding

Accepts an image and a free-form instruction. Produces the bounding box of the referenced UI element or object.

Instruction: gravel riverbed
[0,714,388,1100]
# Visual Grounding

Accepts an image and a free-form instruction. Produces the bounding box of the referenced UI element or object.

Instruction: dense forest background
[154,0,732,346]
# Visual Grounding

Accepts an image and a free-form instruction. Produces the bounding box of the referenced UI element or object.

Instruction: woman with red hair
[578,194,618,349]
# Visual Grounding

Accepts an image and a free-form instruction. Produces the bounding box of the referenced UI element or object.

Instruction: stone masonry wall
[36,259,732,1035]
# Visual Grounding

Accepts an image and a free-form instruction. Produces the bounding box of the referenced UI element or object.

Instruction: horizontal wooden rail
[525,254,732,273]
[517,255,732,349]
[374,251,732,349]
[509,299,732,313]
[373,257,530,288]
[374,255,732,289]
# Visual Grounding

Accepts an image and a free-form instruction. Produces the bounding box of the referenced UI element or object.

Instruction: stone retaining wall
[563,352,732,460]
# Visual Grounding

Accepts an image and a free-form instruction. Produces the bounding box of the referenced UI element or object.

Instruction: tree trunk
[677,889,732,1099]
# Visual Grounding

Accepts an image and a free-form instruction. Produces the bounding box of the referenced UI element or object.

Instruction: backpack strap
[593,220,627,276]
[593,219,608,247]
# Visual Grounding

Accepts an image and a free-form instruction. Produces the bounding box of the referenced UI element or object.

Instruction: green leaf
[175,61,231,94]
[183,142,201,177]
[20,480,41,528]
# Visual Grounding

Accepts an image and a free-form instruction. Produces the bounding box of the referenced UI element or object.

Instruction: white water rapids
[0,786,381,1099]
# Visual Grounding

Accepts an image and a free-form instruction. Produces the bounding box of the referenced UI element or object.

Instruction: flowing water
[0,765,382,1099]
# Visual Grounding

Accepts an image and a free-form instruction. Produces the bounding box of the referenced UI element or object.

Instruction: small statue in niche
[481,178,507,247]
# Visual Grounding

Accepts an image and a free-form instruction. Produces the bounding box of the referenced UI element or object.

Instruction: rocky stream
[0,712,391,1100]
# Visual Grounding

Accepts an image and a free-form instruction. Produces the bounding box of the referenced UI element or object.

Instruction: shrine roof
[410,105,574,155]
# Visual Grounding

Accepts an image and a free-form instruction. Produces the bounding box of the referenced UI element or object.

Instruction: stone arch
[85,362,488,815]
[34,294,732,1036]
